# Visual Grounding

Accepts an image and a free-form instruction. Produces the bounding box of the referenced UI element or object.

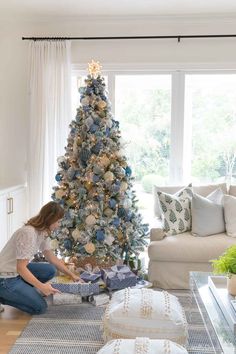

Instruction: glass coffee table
[190,271,236,354]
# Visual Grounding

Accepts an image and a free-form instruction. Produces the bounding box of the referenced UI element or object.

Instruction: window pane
[186,75,236,185]
[115,75,171,221]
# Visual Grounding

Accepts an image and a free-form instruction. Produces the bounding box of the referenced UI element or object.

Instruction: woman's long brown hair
[25,201,64,232]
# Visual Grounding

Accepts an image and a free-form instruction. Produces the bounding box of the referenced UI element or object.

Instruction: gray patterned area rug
[9,291,216,354]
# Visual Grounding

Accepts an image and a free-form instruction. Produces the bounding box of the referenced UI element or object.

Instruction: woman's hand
[39,283,61,296]
[70,273,85,283]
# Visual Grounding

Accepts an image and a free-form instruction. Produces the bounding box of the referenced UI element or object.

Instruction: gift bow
[106,265,131,280]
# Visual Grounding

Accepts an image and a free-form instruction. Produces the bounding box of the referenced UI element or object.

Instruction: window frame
[72,65,236,186]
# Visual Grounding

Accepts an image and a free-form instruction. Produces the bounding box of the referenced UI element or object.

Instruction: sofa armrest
[150,218,165,241]
[150,228,165,241]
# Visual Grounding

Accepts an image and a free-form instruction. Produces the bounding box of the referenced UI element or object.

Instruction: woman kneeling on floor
[0,201,81,315]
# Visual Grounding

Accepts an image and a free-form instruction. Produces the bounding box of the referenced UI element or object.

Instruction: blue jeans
[0,263,56,315]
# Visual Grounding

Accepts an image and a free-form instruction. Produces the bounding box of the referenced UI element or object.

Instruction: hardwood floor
[0,305,31,354]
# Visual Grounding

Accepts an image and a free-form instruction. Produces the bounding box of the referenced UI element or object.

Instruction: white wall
[1,15,236,188]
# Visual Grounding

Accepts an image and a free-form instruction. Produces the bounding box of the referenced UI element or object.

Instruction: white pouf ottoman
[97,338,188,354]
[103,288,188,345]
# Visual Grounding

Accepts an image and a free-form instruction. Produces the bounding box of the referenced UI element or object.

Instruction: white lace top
[0,225,51,277]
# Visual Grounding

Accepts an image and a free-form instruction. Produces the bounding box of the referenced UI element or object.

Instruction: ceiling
[1,0,236,19]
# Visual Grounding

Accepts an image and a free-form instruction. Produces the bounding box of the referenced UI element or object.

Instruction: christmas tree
[52,60,148,265]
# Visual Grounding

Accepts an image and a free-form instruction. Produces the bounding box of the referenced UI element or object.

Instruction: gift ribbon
[105,265,131,280]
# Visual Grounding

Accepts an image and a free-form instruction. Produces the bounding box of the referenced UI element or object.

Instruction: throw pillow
[157,187,192,236]
[191,192,225,237]
[154,184,192,219]
[224,195,236,237]
[207,187,224,205]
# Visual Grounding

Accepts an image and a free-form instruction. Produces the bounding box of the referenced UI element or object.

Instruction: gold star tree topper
[88,60,102,78]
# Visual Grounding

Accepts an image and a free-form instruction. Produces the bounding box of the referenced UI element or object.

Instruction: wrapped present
[101,265,137,290]
[79,264,102,283]
[89,293,110,306]
[53,293,82,305]
[51,276,100,296]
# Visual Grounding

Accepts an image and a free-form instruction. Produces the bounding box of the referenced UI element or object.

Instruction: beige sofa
[148,183,236,289]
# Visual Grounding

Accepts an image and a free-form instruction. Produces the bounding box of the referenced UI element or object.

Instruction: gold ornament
[117,230,123,241]
[97,100,107,110]
[55,189,66,199]
[88,60,102,78]
[84,181,93,191]
[84,242,96,254]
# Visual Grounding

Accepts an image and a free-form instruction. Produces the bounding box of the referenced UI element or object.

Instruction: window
[185,74,236,185]
[72,70,236,222]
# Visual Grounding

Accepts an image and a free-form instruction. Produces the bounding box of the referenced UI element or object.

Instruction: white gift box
[53,292,82,305]
[97,338,188,354]
[103,288,188,345]
[89,293,110,306]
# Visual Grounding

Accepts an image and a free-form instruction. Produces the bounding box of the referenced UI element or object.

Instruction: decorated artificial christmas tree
[52,60,148,266]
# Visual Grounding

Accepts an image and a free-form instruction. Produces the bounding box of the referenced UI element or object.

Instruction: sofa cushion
[224,195,236,237]
[229,185,236,197]
[193,183,227,196]
[191,192,225,237]
[148,232,236,263]
[158,189,192,235]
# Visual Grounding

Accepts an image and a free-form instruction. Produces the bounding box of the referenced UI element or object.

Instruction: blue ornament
[86,87,93,95]
[125,211,132,222]
[111,181,121,194]
[118,207,126,218]
[83,105,90,113]
[91,141,103,155]
[55,173,62,182]
[93,174,100,183]
[94,117,100,125]
[112,217,120,227]
[125,166,132,177]
[109,198,117,209]
[105,127,110,137]
[96,229,105,241]
[64,238,72,250]
[90,124,99,133]
[80,148,91,162]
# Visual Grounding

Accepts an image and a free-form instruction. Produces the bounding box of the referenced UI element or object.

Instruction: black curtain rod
[22,34,236,43]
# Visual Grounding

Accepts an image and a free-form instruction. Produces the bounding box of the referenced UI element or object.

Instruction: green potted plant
[211,245,236,295]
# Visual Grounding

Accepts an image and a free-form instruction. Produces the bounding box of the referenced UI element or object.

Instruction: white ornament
[72,229,81,241]
[81,97,90,106]
[106,118,113,128]
[85,117,94,127]
[50,239,59,250]
[104,234,115,246]
[123,199,132,209]
[57,156,66,164]
[85,214,97,226]
[104,208,113,217]
[104,171,114,182]
[120,182,128,192]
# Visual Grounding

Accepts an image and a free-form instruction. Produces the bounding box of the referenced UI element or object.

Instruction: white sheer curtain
[28,41,72,215]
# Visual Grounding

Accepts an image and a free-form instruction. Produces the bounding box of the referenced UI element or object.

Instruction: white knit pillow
[97,338,188,354]
[224,195,236,237]
[103,288,187,345]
